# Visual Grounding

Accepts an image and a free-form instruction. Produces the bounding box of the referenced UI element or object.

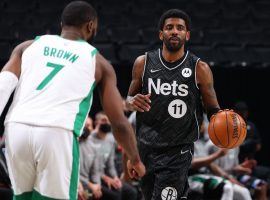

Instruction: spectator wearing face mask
[88,111,138,200]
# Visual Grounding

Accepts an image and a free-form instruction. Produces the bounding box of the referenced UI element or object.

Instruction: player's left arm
[196,60,220,119]
[95,53,145,179]
[0,40,33,116]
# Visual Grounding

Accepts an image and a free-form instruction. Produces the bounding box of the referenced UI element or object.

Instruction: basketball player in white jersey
[0,1,145,200]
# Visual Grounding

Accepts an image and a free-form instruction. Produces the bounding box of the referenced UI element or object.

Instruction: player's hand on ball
[128,93,151,112]
[208,109,247,149]
[127,159,146,179]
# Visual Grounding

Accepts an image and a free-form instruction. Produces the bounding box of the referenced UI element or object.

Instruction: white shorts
[4,122,79,200]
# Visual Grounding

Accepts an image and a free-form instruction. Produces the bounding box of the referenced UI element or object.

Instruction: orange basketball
[208,109,247,149]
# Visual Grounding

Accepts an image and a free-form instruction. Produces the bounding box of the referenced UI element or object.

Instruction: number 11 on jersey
[36,62,64,90]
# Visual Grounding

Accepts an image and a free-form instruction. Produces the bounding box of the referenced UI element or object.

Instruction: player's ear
[87,21,94,32]
[186,31,190,42]
[159,30,163,41]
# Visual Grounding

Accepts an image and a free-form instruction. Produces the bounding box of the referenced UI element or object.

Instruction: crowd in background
[0,100,270,200]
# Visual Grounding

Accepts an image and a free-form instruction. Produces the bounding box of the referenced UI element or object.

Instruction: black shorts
[138,143,194,200]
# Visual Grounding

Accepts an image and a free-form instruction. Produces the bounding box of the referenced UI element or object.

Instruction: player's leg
[121,182,138,200]
[152,144,193,200]
[101,185,121,200]
[31,126,79,200]
[4,123,36,200]
[138,143,155,200]
[140,171,155,200]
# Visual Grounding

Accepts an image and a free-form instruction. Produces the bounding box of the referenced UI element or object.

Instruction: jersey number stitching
[36,62,64,90]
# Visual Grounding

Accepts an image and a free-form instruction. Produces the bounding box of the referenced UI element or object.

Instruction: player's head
[61,1,97,43]
[158,9,191,52]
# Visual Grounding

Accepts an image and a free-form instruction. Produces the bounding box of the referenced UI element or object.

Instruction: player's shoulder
[197,60,211,73]
[134,55,146,65]
[135,47,160,62]
[96,52,111,67]
[95,52,116,83]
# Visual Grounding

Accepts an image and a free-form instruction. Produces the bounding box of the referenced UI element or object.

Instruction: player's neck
[61,27,84,41]
[161,46,185,63]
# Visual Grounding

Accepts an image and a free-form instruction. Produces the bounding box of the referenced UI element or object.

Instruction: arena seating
[0,0,270,68]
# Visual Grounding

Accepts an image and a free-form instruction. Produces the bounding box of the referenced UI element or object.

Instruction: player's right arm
[95,53,145,179]
[126,55,151,112]
[0,40,33,116]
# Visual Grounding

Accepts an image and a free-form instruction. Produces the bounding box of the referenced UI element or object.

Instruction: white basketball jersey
[5,35,97,136]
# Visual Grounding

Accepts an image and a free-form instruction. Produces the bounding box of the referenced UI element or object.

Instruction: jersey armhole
[34,36,41,41]
[141,52,147,87]
[195,58,200,90]
[91,48,98,81]
[91,48,98,57]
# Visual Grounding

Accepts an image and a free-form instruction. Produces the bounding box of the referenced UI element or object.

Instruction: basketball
[208,109,247,149]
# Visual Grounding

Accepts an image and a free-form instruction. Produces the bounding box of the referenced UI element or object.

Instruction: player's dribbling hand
[127,159,146,179]
[128,93,151,112]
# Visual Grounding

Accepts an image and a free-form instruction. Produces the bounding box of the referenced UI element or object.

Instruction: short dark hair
[61,1,97,27]
[158,9,191,31]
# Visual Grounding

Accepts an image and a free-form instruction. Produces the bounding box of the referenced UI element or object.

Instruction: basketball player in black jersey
[126,9,221,200]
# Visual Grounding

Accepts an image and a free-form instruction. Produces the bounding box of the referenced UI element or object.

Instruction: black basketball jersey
[136,48,202,148]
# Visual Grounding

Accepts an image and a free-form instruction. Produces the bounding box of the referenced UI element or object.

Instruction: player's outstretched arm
[0,40,33,116]
[196,60,220,119]
[95,53,145,178]
[126,55,151,112]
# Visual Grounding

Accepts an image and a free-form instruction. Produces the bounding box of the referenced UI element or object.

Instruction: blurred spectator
[0,137,12,200]
[188,117,251,200]
[234,101,262,162]
[89,112,138,200]
[208,142,268,200]
[80,116,94,142]
[93,111,123,176]
[79,119,103,200]
[85,116,94,133]
[234,101,270,195]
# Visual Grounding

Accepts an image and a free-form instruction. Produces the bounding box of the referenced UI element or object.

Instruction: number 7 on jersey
[36,62,64,90]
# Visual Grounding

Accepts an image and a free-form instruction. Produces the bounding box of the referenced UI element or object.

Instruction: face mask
[80,128,90,140]
[99,123,111,133]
